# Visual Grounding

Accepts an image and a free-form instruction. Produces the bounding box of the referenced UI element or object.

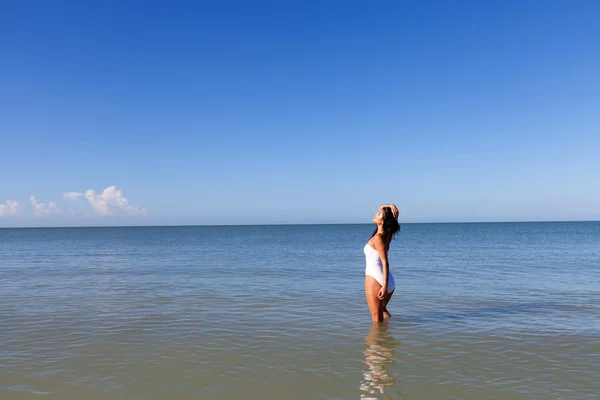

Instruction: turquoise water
[1,222,599,399]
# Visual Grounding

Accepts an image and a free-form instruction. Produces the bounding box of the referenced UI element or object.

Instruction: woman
[364,204,400,322]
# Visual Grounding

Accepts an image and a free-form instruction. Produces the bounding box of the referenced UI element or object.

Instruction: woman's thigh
[365,275,383,319]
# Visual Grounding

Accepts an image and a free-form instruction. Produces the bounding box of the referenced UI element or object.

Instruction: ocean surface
[1,222,599,399]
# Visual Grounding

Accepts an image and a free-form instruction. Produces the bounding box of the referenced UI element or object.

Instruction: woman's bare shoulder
[371,234,385,248]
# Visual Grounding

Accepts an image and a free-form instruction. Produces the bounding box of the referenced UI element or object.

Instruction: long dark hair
[370,207,401,243]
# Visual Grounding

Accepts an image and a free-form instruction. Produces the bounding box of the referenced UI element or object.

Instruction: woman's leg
[365,276,385,322]
[383,290,394,319]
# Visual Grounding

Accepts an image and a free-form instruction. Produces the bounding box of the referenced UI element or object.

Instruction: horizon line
[0,219,598,229]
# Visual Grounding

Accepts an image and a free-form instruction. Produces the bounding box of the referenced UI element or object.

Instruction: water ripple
[1,223,599,399]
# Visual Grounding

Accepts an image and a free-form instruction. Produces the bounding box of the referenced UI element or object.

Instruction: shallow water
[1,222,599,399]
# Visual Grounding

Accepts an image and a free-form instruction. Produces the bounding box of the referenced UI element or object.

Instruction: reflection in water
[360,324,397,399]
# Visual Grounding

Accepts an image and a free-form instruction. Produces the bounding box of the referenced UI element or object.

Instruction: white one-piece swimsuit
[364,242,395,292]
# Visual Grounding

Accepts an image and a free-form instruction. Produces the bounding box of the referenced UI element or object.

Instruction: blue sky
[1,0,599,226]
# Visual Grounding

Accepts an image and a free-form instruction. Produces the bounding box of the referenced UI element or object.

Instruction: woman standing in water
[364,204,400,322]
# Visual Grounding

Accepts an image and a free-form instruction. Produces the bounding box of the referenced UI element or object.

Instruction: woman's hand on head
[381,204,399,219]
[392,205,399,219]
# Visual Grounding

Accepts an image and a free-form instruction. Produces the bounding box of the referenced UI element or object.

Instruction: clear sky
[1,0,599,227]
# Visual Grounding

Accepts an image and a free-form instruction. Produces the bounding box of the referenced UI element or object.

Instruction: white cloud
[63,192,84,200]
[1,187,146,218]
[29,196,61,216]
[0,200,21,216]
[83,186,146,216]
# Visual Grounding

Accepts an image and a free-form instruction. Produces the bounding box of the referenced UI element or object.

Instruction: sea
[1,222,599,399]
